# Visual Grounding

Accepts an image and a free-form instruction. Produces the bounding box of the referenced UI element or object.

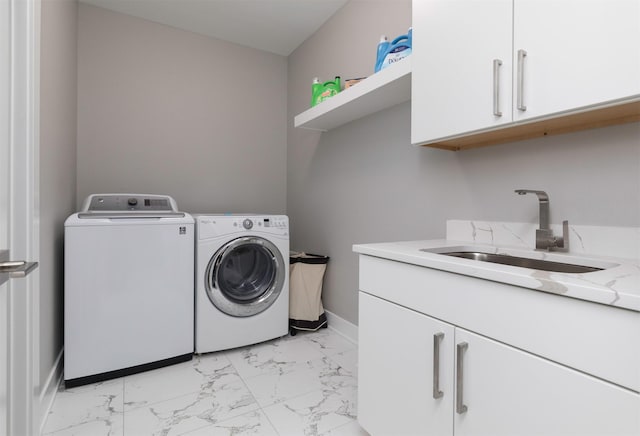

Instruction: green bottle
[311,76,341,107]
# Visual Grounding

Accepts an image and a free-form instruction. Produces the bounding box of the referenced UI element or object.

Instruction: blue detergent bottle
[375,28,412,72]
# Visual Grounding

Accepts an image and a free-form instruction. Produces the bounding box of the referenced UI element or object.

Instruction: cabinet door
[513,0,640,121]
[454,329,640,436]
[358,292,455,436]
[412,0,513,144]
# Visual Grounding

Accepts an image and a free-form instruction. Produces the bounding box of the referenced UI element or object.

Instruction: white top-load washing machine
[195,214,289,353]
[64,194,194,387]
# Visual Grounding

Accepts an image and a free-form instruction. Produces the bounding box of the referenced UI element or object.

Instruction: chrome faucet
[515,189,569,252]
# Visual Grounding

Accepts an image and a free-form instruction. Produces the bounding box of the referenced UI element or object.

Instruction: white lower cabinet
[358,292,454,435]
[358,291,640,436]
[454,328,639,436]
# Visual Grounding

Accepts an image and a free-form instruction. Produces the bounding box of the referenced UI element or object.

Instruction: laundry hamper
[289,252,330,335]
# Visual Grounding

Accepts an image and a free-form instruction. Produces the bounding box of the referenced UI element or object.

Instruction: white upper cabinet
[513,0,640,121]
[411,0,513,143]
[412,0,640,148]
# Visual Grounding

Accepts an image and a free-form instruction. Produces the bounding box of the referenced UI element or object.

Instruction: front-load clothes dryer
[64,194,194,387]
[195,214,289,353]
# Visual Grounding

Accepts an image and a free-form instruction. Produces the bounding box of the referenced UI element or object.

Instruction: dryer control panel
[196,215,289,240]
[261,217,288,229]
[237,217,288,231]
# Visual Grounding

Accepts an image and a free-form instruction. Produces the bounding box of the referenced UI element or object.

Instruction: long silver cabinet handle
[433,332,444,399]
[517,49,527,111]
[493,59,502,117]
[456,342,469,414]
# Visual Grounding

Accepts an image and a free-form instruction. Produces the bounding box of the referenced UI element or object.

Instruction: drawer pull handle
[433,332,444,399]
[456,342,469,414]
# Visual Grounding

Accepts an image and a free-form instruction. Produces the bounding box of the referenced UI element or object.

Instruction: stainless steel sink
[437,251,602,273]
[419,246,618,274]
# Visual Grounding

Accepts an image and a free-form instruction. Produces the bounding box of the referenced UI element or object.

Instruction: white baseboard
[38,348,63,435]
[325,310,358,344]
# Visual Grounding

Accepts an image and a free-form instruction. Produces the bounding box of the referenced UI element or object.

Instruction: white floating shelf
[294,57,412,131]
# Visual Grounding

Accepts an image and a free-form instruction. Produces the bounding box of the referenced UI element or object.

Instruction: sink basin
[437,251,602,273]
[420,246,619,274]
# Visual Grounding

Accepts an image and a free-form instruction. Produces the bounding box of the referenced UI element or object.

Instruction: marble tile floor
[43,328,369,436]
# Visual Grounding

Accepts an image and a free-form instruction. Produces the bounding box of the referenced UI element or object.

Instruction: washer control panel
[82,194,177,212]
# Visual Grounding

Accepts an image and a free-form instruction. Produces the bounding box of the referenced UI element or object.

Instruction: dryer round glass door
[205,236,285,317]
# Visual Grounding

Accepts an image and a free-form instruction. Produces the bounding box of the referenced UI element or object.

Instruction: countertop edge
[353,240,640,312]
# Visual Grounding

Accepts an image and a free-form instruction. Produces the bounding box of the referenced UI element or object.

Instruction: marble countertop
[353,239,640,312]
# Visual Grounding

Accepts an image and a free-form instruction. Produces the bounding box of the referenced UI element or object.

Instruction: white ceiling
[79,0,349,56]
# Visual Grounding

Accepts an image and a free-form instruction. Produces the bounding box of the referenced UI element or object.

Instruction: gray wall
[39,0,77,396]
[77,4,288,214]
[287,1,640,325]
[71,0,640,330]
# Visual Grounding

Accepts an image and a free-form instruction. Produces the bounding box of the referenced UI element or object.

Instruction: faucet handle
[554,220,570,252]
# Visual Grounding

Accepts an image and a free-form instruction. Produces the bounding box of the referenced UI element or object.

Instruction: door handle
[492,59,502,117]
[0,260,39,278]
[456,342,469,414]
[0,250,38,281]
[517,49,527,111]
[433,332,444,399]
